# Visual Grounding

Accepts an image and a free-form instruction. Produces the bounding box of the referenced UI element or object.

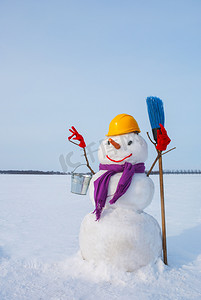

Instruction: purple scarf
[93,162,145,220]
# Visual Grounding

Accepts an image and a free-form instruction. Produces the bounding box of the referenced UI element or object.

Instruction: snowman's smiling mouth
[106,153,132,163]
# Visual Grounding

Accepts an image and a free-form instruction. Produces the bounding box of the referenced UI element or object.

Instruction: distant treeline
[1,170,201,175]
[0,170,67,175]
[148,170,201,175]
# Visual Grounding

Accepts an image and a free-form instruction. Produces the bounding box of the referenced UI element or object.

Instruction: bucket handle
[72,164,91,174]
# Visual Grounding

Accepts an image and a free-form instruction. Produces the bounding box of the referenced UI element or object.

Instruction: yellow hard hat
[106,113,141,136]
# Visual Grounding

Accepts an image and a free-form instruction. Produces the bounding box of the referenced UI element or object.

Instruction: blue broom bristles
[146,96,165,129]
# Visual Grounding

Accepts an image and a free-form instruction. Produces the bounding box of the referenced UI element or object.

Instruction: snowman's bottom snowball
[79,208,162,272]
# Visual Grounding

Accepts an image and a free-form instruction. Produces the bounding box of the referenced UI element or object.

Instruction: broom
[146,96,168,265]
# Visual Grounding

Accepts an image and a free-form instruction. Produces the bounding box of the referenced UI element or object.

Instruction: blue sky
[1,0,201,172]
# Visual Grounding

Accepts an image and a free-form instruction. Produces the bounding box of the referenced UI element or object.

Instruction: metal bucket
[71,164,92,195]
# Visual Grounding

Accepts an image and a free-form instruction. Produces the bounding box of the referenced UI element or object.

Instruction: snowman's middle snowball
[93,162,145,220]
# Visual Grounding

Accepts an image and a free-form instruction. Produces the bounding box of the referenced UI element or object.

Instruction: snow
[0,174,201,299]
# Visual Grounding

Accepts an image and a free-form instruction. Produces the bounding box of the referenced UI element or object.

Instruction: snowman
[79,114,162,271]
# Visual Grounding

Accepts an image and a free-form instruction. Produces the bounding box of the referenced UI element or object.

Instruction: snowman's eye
[107,141,110,145]
[128,140,133,145]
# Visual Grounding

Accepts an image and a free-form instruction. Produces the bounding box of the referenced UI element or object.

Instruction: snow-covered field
[0,174,201,300]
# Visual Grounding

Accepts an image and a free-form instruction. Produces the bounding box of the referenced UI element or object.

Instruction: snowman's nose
[108,138,121,149]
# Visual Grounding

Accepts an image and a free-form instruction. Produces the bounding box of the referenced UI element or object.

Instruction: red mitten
[156,124,171,151]
[68,126,86,148]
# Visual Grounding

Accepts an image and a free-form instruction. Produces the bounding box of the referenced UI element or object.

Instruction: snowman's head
[98,132,148,165]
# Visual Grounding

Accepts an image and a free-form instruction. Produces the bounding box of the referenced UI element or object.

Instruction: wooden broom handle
[158,152,168,265]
